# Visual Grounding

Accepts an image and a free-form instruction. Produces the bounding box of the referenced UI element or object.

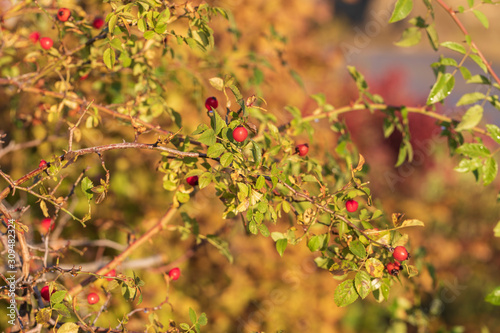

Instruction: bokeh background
[1,0,500,332]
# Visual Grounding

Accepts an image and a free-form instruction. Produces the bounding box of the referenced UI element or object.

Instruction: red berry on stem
[232,126,248,142]
[56,8,71,22]
[104,269,116,281]
[39,159,47,168]
[186,176,199,186]
[295,144,309,157]
[40,37,53,50]
[40,285,54,302]
[205,97,218,111]
[29,31,40,43]
[386,262,401,276]
[168,267,181,280]
[393,246,409,261]
[93,17,105,29]
[87,292,99,304]
[345,199,358,213]
[41,217,54,232]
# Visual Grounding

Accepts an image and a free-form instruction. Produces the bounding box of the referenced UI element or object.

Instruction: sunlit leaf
[334,279,359,307]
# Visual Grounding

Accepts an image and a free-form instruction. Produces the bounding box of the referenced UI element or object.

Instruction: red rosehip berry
[40,285,54,302]
[205,97,218,111]
[92,17,105,29]
[29,31,40,43]
[87,292,99,305]
[168,267,181,281]
[393,246,409,261]
[186,176,199,186]
[295,143,309,157]
[56,8,71,22]
[104,269,116,281]
[232,126,248,142]
[41,217,54,232]
[39,159,47,168]
[40,37,53,50]
[79,73,89,81]
[345,199,358,213]
[386,262,402,276]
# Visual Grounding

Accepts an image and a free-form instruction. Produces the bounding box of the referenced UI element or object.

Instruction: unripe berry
[393,246,409,261]
[93,17,105,29]
[40,285,54,302]
[87,292,99,304]
[29,31,40,43]
[295,144,309,157]
[168,267,181,280]
[56,8,71,22]
[232,126,248,142]
[205,97,218,111]
[345,199,358,213]
[40,37,53,50]
[186,176,199,186]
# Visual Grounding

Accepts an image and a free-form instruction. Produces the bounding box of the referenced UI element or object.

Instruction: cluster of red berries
[29,8,105,51]
[386,246,410,276]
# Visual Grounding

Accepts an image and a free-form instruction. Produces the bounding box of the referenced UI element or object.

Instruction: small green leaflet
[334,279,359,307]
[455,105,483,131]
[427,73,455,105]
[276,238,287,257]
[389,0,413,23]
[103,48,116,70]
[354,271,371,299]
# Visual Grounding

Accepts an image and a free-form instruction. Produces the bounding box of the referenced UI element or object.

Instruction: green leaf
[348,240,367,258]
[485,286,500,305]
[427,73,455,104]
[307,235,322,252]
[205,235,232,262]
[425,24,439,50]
[209,77,224,91]
[103,48,116,70]
[347,66,368,91]
[456,92,486,106]
[50,290,67,304]
[399,219,425,228]
[289,69,304,89]
[198,313,208,326]
[469,54,488,73]
[197,129,216,146]
[395,143,407,167]
[108,14,118,33]
[483,157,498,186]
[189,307,197,324]
[179,323,190,330]
[210,110,226,135]
[389,0,413,23]
[255,175,266,190]
[460,66,472,80]
[276,238,287,257]
[472,9,489,28]
[220,152,233,167]
[441,41,466,54]
[81,177,94,200]
[354,271,372,299]
[251,141,262,165]
[334,279,359,307]
[455,105,483,131]
[137,18,147,32]
[394,27,421,47]
[494,221,500,237]
[259,224,270,237]
[57,323,79,333]
[198,172,213,189]
[207,143,225,158]
[467,74,490,84]
[456,143,490,158]
[486,124,500,144]
[454,158,482,173]
[248,220,258,235]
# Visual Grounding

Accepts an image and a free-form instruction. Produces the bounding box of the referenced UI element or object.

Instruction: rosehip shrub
[295,143,309,157]
[169,267,181,280]
[205,96,218,110]
[393,246,409,261]
[232,126,248,142]
[87,292,100,304]
[186,175,199,186]
[345,199,359,213]
[56,8,71,22]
